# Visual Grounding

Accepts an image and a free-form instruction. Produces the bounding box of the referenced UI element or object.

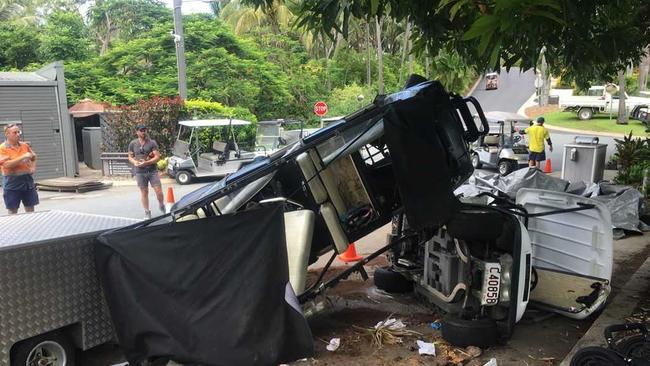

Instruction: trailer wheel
[175,170,192,185]
[498,160,516,176]
[577,108,594,120]
[471,153,483,169]
[441,316,499,347]
[373,267,413,293]
[11,332,76,366]
[569,347,626,366]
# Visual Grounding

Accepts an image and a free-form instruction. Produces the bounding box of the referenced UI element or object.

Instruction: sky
[163,0,213,14]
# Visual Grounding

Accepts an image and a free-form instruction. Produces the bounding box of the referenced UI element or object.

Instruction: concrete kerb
[560,249,650,365]
[108,177,175,187]
[543,124,647,138]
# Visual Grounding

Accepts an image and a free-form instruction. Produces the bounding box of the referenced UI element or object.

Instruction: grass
[542,111,649,136]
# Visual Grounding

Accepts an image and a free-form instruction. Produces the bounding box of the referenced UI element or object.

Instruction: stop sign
[313,101,328,117]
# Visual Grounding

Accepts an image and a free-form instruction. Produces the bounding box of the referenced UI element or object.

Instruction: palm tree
[0,0,38,24]
[221,0,293,35]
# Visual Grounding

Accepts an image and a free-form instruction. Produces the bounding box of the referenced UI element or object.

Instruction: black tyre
[11,332,76,366]
[441,316,499,347]
[617,334,650,360]
[446,208,503,241]
[175,170,192,185]
[569,347,626,366]
[373,267,413,293]
[471,153,483,169]
[498,160,516,176]
[577,107,594,120]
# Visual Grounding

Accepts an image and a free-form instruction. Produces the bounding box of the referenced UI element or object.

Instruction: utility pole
[173,0,188,100]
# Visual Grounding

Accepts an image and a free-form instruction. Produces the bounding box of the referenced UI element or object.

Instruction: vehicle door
[516,189,613,319]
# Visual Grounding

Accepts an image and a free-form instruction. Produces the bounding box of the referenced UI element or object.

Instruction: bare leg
[25,206,34,213]
[153,185,164,206]
[528,160,536,167]
[8,208,18,215]
[140,187,150,211]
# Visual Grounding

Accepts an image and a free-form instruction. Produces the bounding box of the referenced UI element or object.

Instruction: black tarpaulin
[383,81,464,230]
[95,205,313,366]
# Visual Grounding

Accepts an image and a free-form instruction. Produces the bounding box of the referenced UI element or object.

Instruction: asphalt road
[470,67,537,112]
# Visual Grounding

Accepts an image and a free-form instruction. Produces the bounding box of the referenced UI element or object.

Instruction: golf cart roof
[484,111,531,123]
[179,119,252,127]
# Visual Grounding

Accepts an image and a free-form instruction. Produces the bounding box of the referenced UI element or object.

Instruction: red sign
[313,101,328,117]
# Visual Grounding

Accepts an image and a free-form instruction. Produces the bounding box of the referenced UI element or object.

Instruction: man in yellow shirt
[521,117,553,169]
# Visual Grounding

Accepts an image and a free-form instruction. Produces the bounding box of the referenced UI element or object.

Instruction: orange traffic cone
[544,158,553,173]
[338,242,363,262]
[164,187,176,213]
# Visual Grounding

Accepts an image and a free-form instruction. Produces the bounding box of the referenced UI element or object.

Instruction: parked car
[139,77,611,349]
[630,104,649,126]
[470,111,531,175]
[485,72,499,90]
[559,84,650,120]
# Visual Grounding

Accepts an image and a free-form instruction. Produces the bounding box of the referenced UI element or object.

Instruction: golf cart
[94,77,612,364]
[485,72,498,90]
[167,119,256,184]
[471,111,531,176]
[255,119,318,157]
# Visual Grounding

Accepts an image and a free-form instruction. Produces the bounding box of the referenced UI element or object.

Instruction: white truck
[559,85,650,120]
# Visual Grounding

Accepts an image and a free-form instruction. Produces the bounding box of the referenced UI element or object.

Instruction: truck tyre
[441,316,499,347]
[373,267,413,293]
[175,170,192,185]
[471,153,482,169]
[577,108,594,120]
[498,160,516,176]
[569,347,627,366]
[11,332,76,366]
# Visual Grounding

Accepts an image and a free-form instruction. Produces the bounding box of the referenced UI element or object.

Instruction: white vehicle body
[167,119,257,184]
[559,85,650,120]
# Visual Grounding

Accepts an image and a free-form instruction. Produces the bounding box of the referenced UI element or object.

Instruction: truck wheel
[441,316,499,347]
[373,267,413,293]
[175,170,192,185]
[498,160,516,176]
[11,332,76,366]
[577,108,594,120]
[569,347,627,366]
[471,153,482,169]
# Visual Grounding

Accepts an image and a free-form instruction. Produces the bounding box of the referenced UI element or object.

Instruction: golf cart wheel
[577,107,594,120]
[498,160,516,176]
[373,267,413,293]
[617,334,650,360]
[441,316,499,347]
[471,153,483,169]
[11,332,76,366]
[569,347,626,366]
[175,170,192,185]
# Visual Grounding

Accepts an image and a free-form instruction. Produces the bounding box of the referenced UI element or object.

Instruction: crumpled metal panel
[0,210,137,366]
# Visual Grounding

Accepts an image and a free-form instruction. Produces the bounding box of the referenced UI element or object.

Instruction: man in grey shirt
[128,124,165,219]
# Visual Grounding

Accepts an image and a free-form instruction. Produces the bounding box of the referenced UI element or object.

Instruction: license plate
[481,262,502,306]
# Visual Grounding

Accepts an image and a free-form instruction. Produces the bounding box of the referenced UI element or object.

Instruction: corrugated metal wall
[0,86,65,180]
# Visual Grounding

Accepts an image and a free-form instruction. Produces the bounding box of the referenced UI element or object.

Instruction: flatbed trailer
[0,210,137,366]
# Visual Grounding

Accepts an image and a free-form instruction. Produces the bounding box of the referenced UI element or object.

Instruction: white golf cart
[255,119,318,157]
[471,111,531,176]
[167,119,256,184]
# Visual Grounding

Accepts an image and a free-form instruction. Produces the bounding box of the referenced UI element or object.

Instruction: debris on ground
[355,315,422,349]
[483,358,498,366]
[415,340,436,355]
[325,338,340,352]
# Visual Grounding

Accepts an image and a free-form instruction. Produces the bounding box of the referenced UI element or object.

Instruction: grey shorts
[135,171,161,188]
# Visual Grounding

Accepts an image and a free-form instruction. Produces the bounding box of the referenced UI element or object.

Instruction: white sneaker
[144,210,152,220]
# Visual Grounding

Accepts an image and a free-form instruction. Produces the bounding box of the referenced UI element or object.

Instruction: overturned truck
[95,77,612,365]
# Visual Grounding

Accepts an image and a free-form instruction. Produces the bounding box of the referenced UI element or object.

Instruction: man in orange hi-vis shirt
[0,124,39,214]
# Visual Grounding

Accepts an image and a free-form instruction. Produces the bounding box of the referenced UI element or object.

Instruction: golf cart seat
[483,135,500,146]
[200,141,228,161]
